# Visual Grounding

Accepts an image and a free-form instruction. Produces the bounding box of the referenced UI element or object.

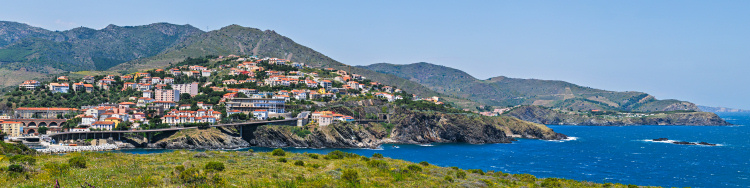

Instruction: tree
[38,126,49,134]
[116,121,132,130]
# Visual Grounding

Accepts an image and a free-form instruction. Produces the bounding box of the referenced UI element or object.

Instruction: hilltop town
[0,55,450,141]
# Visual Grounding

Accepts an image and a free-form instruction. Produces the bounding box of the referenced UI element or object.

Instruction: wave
[418,144,434,147]
[546,137,578,142]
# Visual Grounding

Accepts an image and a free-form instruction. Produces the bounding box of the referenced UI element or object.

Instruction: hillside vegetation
[0,148,654,188]
[360,62,699,113]
[0,21,439,98]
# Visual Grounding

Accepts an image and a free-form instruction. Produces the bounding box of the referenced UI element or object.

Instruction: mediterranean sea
[115,112,750,188]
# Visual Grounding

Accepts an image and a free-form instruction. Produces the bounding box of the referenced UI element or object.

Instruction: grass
[0,150,659,188]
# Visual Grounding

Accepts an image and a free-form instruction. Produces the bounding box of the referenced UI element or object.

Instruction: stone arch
[49,122,58,127]
[28,122,37,127]
[38,122,47,127]
[26,129,36,134]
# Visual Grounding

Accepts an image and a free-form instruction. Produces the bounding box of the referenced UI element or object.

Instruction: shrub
[326,150,346,159]
[451,166,459,170]
[174,165,185,174]
[360,156,370,161]
[406,164,422,173]
[627,185,638,188]
[294,160,304,166]
[307,153,319,159]
[444,175,454,182]
[372,153,383,158]
[456,170,467,179]
[68,156,87,168]
[367,160,389,169]
[341,169,359,184]
[468,169,485,175]
[179,167,207,184]
[272,148,286,156]
[247,149,254,153]
[211,174,226,186]
[43,162,70,176]
[9,155,36,165]
[311,164,321,169]
[193,152,209,158]
[8,164,23,173]
[541,178,562,188]
[278,158,287,163]
[513,174,537,182]
[419,161,429,166]
[204,162,225,172]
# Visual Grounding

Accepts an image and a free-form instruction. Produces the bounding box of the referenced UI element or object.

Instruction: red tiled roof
[16,107,77,111]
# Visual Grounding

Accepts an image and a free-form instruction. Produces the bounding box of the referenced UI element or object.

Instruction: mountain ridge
[359,62,699,113]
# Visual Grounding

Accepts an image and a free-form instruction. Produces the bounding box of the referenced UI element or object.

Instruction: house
[81,115,97,126]
[253,110,268,120]
[201,70,211,77]
[173,82,199,96]
[162,109,221,125]
[143,90,153,98]
[179,104,191,110]
[163,77,174,84]
[151,101,177,110]
[189,65,207,71]
[319,80,332,88]
[151,77,162,84]
[72,82,93,93]
[83,76,95,84]
[57,76,68,81]
[1,121,23,137]
[197,102,213,110]
[136,72,150,78]
[48,83,70,93]
[155,89,180,102]
[136,97,154,107]
[91,121,115,131]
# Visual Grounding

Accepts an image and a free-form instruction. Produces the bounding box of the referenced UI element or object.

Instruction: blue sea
[116,112,750,188]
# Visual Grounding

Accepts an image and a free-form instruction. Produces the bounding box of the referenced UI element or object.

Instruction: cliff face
[505,106,732,126]
[248,108,566,148]
[142,128,250,149]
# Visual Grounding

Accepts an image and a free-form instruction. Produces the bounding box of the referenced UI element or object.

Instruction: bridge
[47,117,303,143]
[5,119,68,135]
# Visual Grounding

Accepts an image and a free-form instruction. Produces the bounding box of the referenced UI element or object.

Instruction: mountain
[0,21,203,72]
[360,62,699,112]
[698,106,750,113]
[0,22,439,97]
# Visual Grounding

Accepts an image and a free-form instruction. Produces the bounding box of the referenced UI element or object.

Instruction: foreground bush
[205,162,225,172]
[272,148,286,156]
[68,156,87,168]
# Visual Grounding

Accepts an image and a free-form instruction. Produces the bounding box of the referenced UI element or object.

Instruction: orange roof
[93,121,115,125]
[105,117,121,120]
[16,107,77,111]
[119,102,136,105]
[2,121,22,124]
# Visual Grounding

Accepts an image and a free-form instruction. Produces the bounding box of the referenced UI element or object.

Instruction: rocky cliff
[248,108,566,148]
[505,105,731,126]
[122,127,250,149]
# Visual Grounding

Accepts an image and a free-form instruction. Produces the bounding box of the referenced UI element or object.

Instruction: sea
[113,112,750,188]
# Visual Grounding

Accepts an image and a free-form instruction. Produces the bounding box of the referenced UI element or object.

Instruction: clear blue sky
[2,1,749,109]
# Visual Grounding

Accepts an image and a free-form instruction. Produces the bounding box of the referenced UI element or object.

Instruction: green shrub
[361,156,370,161]
[456,170,467,179]
[451,166,459,170]
[272,148,286,156]
[278,158,287,163]
[513,174,537,182]
[43,162,70,176]
[468,169,485,175]
[294,160,304,166]
[541,178,562,188]
[211,174,226,186]
[307,153,319,159]
[311,164,321,169]
[179,167,207,184]
[175,165,185,174]
[444,175,454,182]
[406,164,422,173]
[247,149,254,153]
[8,164,23,173]
[205,162,225,172]
[372,153,383,158]
[68,156,87,168]
[193,152,209,158]
[627,185,638,188]
[367,160,389,169]
[9,155,36,165]
[326,150,347,159]
[341,169,359,184]
[419,161,429,166]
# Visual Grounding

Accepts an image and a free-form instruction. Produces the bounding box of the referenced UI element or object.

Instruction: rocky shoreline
[128,108,567,150]
[505,106,732,126]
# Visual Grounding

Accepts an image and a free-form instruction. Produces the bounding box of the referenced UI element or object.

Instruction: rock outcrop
[505,106,731,126]
[146,127,249,149]
[248,108,566,148]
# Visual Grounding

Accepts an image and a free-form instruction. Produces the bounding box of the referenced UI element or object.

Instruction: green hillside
[360,62,698,112]
[0,21,203,72]
[0,22,439,98]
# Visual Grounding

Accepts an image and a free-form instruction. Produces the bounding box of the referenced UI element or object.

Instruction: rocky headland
[505,105,731,126]
[131,107,566,149]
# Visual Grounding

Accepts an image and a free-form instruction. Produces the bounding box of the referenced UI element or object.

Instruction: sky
[1,0,749,109]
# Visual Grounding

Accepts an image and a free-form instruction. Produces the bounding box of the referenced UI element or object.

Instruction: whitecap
[418,144,434,147]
